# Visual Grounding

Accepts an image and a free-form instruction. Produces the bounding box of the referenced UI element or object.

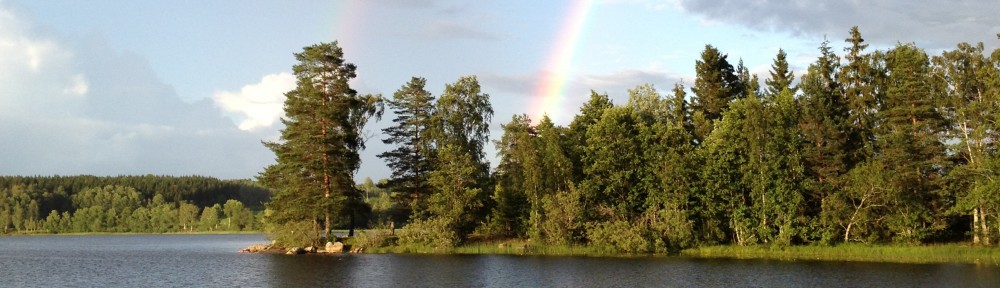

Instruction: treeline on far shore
[0,175,270,234]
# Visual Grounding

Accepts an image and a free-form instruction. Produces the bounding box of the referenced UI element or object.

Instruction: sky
[1,0,998,180]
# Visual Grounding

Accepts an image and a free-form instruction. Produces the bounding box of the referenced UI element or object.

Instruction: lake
[1,234,997,287]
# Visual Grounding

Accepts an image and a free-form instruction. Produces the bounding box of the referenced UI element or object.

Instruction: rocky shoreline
[239,241,365,255]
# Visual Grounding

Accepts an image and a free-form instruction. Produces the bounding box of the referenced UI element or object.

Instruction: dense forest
[264,27,1000,252]
[0,175,268,233]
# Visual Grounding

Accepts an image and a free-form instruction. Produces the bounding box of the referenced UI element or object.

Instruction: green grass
[350,231,1000,265]
[681,244,1000,265]
[358,237,641,257]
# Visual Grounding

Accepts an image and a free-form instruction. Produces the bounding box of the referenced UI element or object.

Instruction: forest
[263,27,1000,253]
[0,175,268,234]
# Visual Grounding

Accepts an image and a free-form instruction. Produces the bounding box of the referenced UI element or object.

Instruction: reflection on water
[1,234,998,288]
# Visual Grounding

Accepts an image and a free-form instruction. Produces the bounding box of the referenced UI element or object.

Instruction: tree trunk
[348,210,356,237]
[973,207,981,245]
[325,212,332,241]
[981,207,990,245]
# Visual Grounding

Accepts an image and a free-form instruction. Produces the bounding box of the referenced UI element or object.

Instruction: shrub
[352,229,396,248]
[586,219,652,253]
[540,187,584,245]
[267,220,319,248]
[397,217,458,249]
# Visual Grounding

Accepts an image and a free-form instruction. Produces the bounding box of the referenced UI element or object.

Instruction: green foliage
[397,217,458,249]
[586,219,652,253]
[567,91,613,183]
[581,106,645,219]
[540,184,585,245]
[427,144,484,239]
[266,220,320,248]
[351,228,396,249]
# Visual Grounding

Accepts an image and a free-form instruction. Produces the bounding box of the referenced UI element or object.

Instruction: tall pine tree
[261,42,382,245]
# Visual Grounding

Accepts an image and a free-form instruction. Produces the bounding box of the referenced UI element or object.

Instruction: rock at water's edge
[324,241,344,253]
[239,244,272,254]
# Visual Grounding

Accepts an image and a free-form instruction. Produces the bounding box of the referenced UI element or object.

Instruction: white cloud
[0,8,82,115]
[213,73,295,131]
[62,74,88,96]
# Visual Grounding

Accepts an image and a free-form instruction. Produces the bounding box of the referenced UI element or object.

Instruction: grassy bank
[359,238,618,256]
[350,232,1000,265]
[681,244,1000,265]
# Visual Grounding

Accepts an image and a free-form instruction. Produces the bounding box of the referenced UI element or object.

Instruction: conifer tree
[691,45,740,141]
[840,26,883,163]
[796,39,850,242]
[261,42,382,244]
[877,43,949,242]
[766,49,797,98]
[378,77,436,221]
[490,114,536,236]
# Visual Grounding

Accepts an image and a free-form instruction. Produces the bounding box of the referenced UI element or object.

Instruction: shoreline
[679,244,1000,265]
[353,240,1000,265]
[9,232,998,265]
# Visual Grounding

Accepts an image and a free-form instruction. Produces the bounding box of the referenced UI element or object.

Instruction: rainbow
[330,1,367,46]
[530,0,596,123]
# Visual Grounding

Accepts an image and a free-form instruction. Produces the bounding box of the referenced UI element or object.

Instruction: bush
[267,220,320,248]
[586,219,652,253]
[397,217,458,249]
[644,205,694,253]
[540,187,584,245]
[352,229,396,248]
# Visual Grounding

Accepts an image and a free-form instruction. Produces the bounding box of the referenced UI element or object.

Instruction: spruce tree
[378,77,436,221]
[766,49,797,98]
[796,39,850,243]
[691,45,740,142]
[490,114,536,237]
[840,26,883,163]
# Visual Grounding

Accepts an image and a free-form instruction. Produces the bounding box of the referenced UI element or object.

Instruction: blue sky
[2,0,998,180]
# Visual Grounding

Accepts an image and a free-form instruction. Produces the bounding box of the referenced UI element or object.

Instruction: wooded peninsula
[260,26,1000,257]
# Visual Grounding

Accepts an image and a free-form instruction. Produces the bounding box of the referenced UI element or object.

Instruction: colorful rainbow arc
[530,0,595,123]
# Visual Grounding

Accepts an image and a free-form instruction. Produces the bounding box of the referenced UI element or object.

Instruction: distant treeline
[0,175,270,233]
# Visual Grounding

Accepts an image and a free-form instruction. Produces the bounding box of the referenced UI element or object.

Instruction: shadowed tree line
[0,175,268,233]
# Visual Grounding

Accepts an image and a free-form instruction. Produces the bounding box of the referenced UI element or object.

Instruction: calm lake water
[1,234,998,287]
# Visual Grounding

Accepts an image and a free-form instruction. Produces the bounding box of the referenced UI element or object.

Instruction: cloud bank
[677,0,1000,49]
[0,5,274,179]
